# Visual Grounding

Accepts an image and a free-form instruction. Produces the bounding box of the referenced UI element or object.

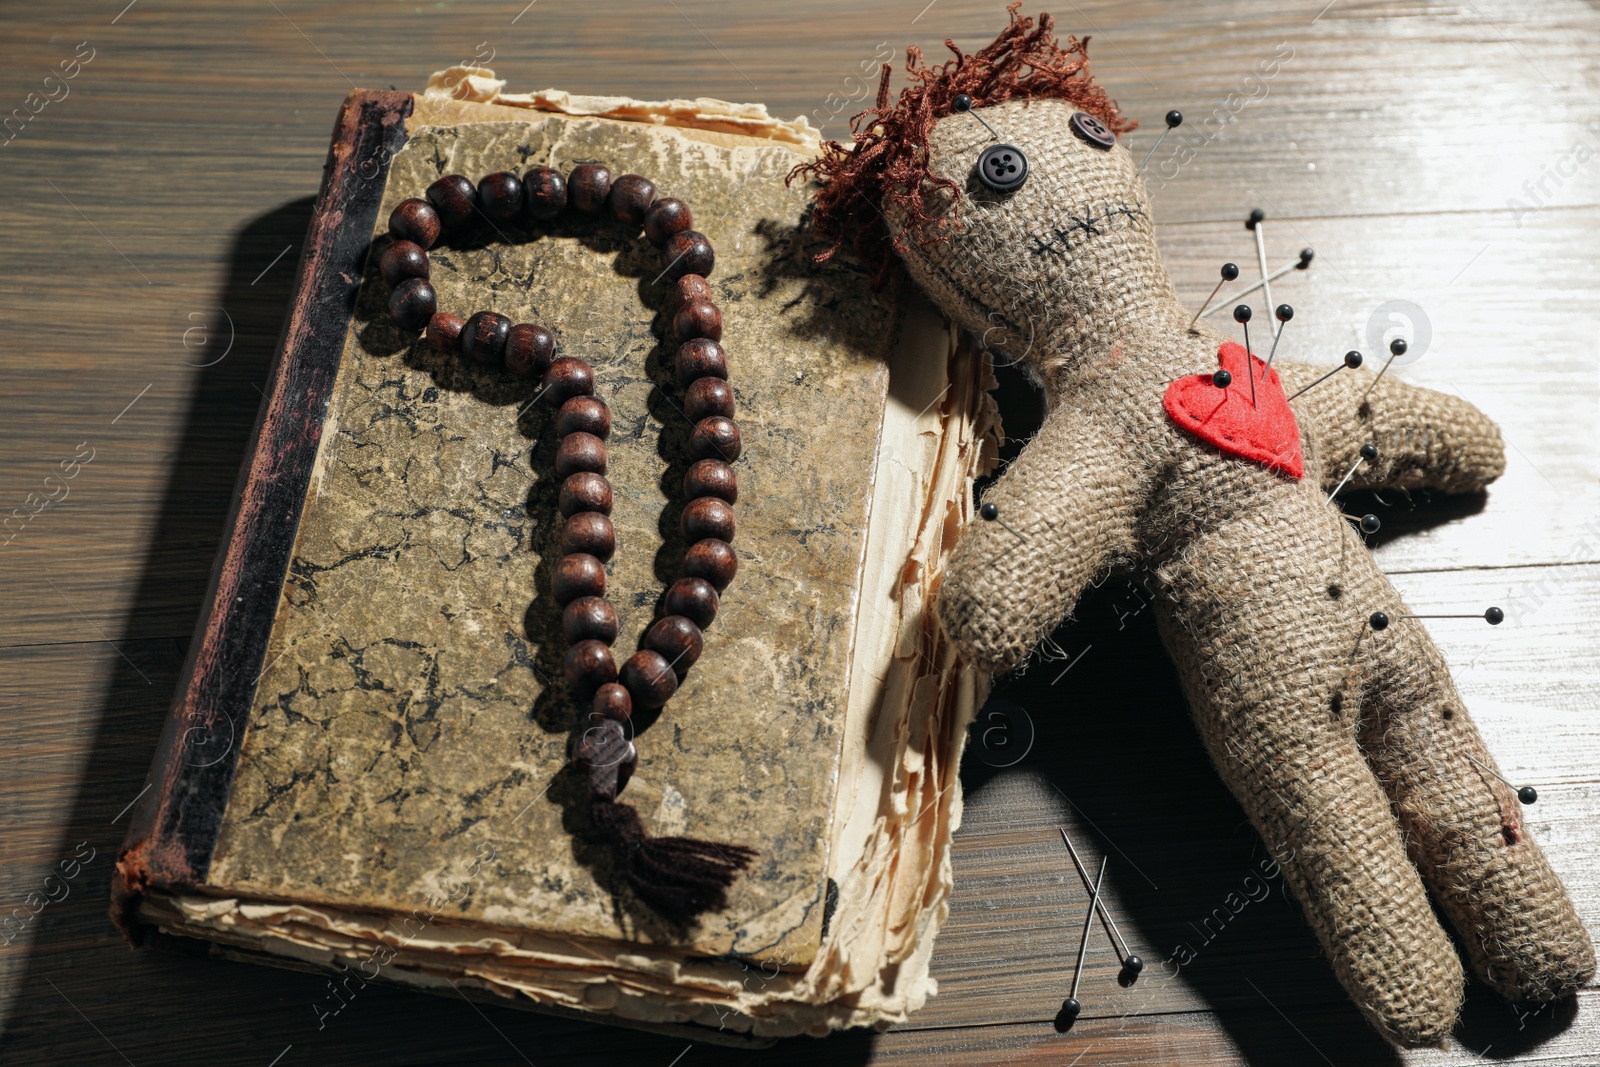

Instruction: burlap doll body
[794,7,1594,1049]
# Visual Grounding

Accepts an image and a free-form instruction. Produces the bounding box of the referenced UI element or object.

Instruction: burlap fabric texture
[885,97,1595,1048]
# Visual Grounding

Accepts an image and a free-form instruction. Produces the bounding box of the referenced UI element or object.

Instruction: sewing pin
[1287,351,1363,401]
[1264,304,1293,374]
[952,93,999,141]
[1135,109,1183,176]
[1341,512,1382,535]
[1465,754,1538,805]
[1234,304,1255,406]
[1212,369,1233,389]
[1198,248,1313,320]
[1190,262,1240,330]
[1361,337,1407,403]
[1370,606,1503,630]
[1245,209,1277,334]
[1060,855,1108,1028]
[1328,443,1378,503]
[1059,828,1143,982]
[980,501,1026,543]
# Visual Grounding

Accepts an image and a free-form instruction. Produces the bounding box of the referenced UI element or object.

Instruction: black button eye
[976,143,1029,193]
[1069,110,1115,149]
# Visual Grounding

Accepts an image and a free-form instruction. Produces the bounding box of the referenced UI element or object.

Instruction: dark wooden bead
[505,322,555,379]
[556,396,611,439]
[552,553,605,605]
[555,432,607,478]
[426,174,478,232]
[389,198,441,249]
[620,650,678,709]
[562,595,618,644]
[564,639,617,698]
[568,163,613,213]
[684,459,737,504]
[575,717,637,800]
[676,338,728,388]
[543,356,595,405]
[461,311,512,365]
[388,277,437,331]
[477,171,523,222]
[426,312,465,353]
[560,511,616,560]
[607,174,658,226]
[682,497,735,543]
[643,615,704,674]
[646,199,695,247]
[674,301,723,343]
[523,166,568,220]
[665,576,719,628]
[592,682,633,723]
[674,273,712,307]
[684,377,735,421]
[689,416,742,461]
[379,239,430,287]
[661,229,714,280]
[683,538,738,591]
[559,472,613,517]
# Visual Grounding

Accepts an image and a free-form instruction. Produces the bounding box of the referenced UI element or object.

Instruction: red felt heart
[1162,341,1304,479]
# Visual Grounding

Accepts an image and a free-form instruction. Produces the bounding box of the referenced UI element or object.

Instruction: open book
[113,69,995,1042]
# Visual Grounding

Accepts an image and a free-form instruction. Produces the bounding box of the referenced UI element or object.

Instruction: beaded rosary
[377,162,755,922]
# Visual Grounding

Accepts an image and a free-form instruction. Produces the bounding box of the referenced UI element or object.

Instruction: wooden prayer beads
[377,164,742,817]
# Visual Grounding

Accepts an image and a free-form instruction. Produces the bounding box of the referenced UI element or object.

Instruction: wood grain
[1,1,1597,1064]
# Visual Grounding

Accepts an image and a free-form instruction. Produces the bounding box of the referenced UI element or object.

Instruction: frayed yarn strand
[787,2,1134,287]
[591,798,757,923]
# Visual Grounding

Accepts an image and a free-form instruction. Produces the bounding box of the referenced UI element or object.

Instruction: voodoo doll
[794,6,1594,1049]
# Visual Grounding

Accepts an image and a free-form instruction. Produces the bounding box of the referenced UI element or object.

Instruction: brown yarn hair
[788,3,1134,287]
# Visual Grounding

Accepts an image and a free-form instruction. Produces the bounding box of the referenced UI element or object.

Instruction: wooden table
[3,1,1596,1063]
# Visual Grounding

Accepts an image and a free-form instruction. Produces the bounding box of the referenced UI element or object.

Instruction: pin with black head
[1135,108,1183,176]
[1264,304,1293,373]
[979,500,1027,543]
[1466,754,1538,805]
[1234,304,1256,406]
[1058,855,1108,1030]
[1328,442,1378,504]
[1058,829,1144,985]
[952,93,997,139]
[1340,512,1382,535]
[1389,605,1505,625]
[1212,369,1232,389]
[1287,351,1363,402]
[1197,249,1313,322]
[1362,337,1408,403]
[1190,262,1240,330]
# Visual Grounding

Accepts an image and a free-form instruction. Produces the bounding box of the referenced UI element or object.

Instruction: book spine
[112,89,414,941]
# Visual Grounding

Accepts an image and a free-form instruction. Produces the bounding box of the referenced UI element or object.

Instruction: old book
[113,68,995,1041]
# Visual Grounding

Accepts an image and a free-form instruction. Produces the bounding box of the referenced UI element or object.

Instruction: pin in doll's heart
[1162,341,1304,479]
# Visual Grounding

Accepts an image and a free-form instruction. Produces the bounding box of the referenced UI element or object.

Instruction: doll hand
[936,401,1152,673]
[1276,362,1506,495]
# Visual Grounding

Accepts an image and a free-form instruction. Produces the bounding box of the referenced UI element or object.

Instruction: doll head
[792,5,1181,381]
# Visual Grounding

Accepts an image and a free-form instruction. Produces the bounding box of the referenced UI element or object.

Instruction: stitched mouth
[1031,202,1145,259]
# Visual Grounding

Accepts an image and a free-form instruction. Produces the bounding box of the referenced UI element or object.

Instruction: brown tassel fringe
[591,797,757,923]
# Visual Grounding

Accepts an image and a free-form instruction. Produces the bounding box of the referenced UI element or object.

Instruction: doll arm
[1276,363,1505,495]
[936,400,1151,673]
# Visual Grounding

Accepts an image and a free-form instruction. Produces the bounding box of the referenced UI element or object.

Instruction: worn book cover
[114,70,995,1039]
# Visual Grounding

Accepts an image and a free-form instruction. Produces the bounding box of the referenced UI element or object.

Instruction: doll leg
[1153,489,1463,1048]
[1356,615,1595,1003]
